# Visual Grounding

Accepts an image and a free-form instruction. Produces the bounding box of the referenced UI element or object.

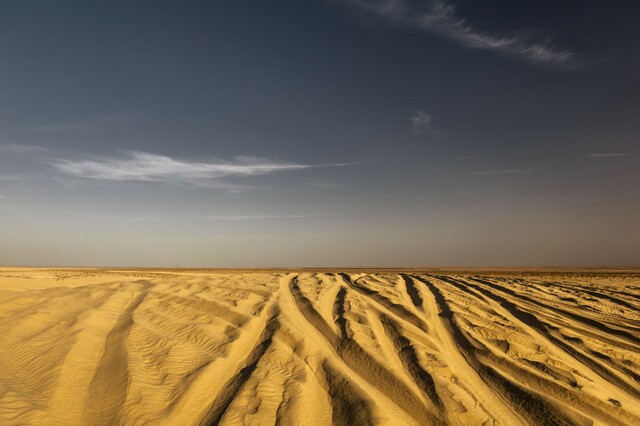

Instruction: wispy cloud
[344,0,573,65]
[587,153,628,158]
[466,169,543,176]
[467,169,521,176]
[200,214,315,221]
[52,151,346,189]
[91,216,166,223]
[0,175,27,181]
[89,214,316,222]
[410,110,432,134]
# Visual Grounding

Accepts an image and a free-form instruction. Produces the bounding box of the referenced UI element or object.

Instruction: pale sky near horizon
[1,0,639,267]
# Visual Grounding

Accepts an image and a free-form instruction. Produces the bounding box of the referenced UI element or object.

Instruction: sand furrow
[203,314,280,425]
[340,274,426,331]
[31,282,149,426]
[420,276,529,426]
[289,274,439,424]
[474,277,640,346]
[462,277,640,399]
[279,273,425,425]
[435,276,635,424]
[161,295,280,425]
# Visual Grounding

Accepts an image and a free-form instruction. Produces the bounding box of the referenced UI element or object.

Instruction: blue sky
[1,0,639,267]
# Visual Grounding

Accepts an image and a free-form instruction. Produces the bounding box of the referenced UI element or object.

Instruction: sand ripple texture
[1,269,639,425]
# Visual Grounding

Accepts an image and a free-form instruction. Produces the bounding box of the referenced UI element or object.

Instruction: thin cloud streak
[200,215,316,221]
[345,0,573,65]
[92,217,168,223]
[52,151,346,188]
[90,215,317,222]
[587,153,628,158]
[466,169,544,176]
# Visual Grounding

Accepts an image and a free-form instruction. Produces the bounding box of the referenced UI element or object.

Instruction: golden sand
[0,268,639,425]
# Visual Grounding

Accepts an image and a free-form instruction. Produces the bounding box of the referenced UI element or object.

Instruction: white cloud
[52,151,345,188]
[587,153,627,158]
[345,0,573,65]
[411,110,432,134]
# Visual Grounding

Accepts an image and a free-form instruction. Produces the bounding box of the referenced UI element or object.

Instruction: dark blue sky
[1,0,639,267]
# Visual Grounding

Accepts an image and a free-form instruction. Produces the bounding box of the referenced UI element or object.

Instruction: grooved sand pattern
[0,269,639,425]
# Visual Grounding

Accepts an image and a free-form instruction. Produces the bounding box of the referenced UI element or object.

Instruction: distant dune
[1,268,639,425]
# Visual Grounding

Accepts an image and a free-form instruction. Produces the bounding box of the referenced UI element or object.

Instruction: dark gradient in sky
[1,0,639,267]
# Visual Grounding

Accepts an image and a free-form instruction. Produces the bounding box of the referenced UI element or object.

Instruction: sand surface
[0,268,639,425]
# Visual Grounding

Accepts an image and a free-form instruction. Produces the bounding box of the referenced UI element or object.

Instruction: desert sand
[0,268,639,425]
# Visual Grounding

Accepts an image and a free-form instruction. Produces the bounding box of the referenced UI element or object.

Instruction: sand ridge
[0,269,639,425]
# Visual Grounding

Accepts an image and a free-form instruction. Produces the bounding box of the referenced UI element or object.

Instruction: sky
[1,0,639,267]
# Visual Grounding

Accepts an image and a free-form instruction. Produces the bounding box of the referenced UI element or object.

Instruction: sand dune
[0,269,639,425]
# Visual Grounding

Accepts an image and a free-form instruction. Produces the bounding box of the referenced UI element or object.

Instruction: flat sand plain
[0,268,639,425]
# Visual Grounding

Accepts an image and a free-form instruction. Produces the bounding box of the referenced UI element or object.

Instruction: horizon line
[2,265,639,272]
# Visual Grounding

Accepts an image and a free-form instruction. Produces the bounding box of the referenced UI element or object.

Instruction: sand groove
[0,269,639,425]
